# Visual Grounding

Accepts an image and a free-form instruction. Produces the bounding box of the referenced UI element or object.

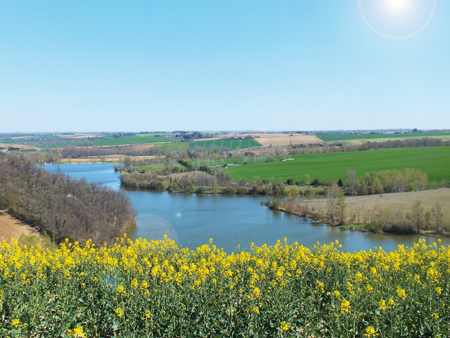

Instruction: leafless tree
[431,202,444,234]
[327,182,340,223]
[411,200,424,234]
[345,170,358,196]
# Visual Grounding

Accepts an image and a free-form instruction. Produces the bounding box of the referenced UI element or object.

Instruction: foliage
[356,168,428,195]
[1,237,449,337]
[0,154,135,245]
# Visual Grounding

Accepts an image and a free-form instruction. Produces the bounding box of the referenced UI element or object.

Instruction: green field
[36,136,175,148]
[153,142,190,152]
[92,136,174,146]
[189,138,262,151]
[317,132,450,142]
[225,146,450,183]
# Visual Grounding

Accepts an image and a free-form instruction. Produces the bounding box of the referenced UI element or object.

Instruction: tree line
[343,168,429,196]
[0,154,136,245]
[289,137,450,155]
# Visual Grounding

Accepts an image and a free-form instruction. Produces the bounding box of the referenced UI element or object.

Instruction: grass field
[225,147,450,183]
[295,188,450,221]
[92,136,174,146]
[317,132,450,142]
[135,162,166,172]
[154,142,190,152]
[189,138,262,151]
[36,137,176,149]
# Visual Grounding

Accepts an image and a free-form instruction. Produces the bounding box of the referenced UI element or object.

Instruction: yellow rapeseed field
[0,236,449,337]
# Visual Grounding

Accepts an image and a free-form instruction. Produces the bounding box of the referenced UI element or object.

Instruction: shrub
[383,219,416,235]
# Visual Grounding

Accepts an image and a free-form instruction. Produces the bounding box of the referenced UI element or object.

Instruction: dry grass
[0,210,40,244]
[344,135,450,145]
[0,143,40,150]
[257,134,322,146]
[67,134,103,139]
[294,188,450,219]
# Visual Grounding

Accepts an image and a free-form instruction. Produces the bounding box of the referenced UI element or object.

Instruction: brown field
[216,133,322,146]
[0,210,40,244]
[294,188,450,219]
[66,134,103,139]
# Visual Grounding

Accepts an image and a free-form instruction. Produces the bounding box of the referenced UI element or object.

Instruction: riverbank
[267,188,450,236]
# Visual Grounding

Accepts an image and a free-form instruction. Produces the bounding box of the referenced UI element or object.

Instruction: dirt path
[0,210,40,243]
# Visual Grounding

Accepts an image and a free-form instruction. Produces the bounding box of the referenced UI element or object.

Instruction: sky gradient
[1,0,449,132]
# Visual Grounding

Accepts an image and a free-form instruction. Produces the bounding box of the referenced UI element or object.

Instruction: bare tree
[419,172,428,191]
[285,186,299,213]
[345,170,358,196]
[431,202,444,234]
[411,200,424,234]
[327,182,340,223]
[336,193,347,224]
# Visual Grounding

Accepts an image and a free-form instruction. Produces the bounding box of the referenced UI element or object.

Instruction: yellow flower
[11,319,20,326]
[333,290,340,297]
[115,308,124,317]
[143,310,151,320]
[341,299,351,313]
[252,307,260,314]
[280,321,289,331]
[436,287,442,295]
[431,313,439,319]
[72,325,86,337]
[396,288,406,299]
[253,287,260,298]
[378,300,387,311]
[363,326,377,337]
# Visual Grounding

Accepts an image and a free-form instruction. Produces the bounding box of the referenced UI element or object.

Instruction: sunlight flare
[383,0,411,15]
[358,0,436,39]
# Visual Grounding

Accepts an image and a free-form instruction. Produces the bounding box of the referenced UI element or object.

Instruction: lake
[44,163,449,252]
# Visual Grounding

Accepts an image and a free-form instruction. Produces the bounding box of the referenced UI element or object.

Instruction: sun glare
[358,0,436,39]
[384,0,411,15]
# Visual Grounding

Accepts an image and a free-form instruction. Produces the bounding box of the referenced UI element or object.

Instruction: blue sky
[0,0,448,132]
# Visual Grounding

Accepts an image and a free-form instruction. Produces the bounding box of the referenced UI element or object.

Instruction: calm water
[44,163,450,253]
